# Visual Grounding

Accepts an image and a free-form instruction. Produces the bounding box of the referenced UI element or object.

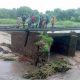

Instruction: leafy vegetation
[35,32,53,54]
[34,32,53,66]
[23,59,71,79]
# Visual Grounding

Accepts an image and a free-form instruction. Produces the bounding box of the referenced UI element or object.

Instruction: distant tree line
[46,8,80,21]
[0,6,80,21]
[0,7,40,19]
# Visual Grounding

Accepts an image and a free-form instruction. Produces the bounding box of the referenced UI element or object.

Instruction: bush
[34,32,53,66]
[35,32,53,54]
[23,59,71,79]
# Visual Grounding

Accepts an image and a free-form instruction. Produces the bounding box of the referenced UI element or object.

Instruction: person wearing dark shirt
[22,15,26,28]
[45,15,49,28]
[38,16,44,28]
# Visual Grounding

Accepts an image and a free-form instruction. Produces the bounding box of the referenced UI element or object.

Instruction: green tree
[17,6,32,17]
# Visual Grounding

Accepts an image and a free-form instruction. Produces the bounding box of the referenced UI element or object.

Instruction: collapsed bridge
[0,26,80,57]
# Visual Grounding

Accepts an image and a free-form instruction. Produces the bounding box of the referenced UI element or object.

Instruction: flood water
[0,32,80,80]
[0,60,36,80]
[0,61,33,76]
[0,32,32,80]
[1,59,80,80]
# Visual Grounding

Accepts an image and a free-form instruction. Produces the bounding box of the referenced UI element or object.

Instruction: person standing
[22,15,27,28]
[38,16,44,28]
[31,15,36,28]
[16,17,22,28]
[51,16,56,28]
[27,16,32,28]
[45,15,49,28]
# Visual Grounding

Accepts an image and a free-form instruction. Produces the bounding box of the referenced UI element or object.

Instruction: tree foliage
[0,7,80,22]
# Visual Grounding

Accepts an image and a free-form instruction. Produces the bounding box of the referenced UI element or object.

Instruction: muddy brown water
[0,60,80,80]
[0,60,36,80]
[0,32,31,80]
[0,61,30,76]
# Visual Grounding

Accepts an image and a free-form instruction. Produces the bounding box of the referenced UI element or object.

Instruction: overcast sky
[0,0,80,13]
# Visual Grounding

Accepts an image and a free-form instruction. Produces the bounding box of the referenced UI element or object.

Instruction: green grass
[56,20,80,27]
[0,19,80,28]
[0,18,16,24]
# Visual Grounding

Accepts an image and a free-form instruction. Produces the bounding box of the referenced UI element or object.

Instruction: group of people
[16,15,56,29]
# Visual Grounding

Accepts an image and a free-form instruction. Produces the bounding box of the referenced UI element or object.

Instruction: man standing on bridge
[27,14,36,28]
[16,17,22,28]
[38,16,44,28]
[31,15,36,28]
[45,15,49,28]
[22,15,27,28]
[51,16,56,29]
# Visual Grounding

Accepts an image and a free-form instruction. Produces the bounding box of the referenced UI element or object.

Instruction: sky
[0,0,80,13]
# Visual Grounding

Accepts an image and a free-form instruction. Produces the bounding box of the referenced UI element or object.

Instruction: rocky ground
[0,32,80,80]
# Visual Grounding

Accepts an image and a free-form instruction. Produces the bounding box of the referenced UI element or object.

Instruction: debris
[0,53,18,61]
[23,59,71,79]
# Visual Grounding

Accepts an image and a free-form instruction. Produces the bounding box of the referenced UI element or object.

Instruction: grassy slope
[0,19,16,24]
[56,20,80,27]
[0,19,80,28]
